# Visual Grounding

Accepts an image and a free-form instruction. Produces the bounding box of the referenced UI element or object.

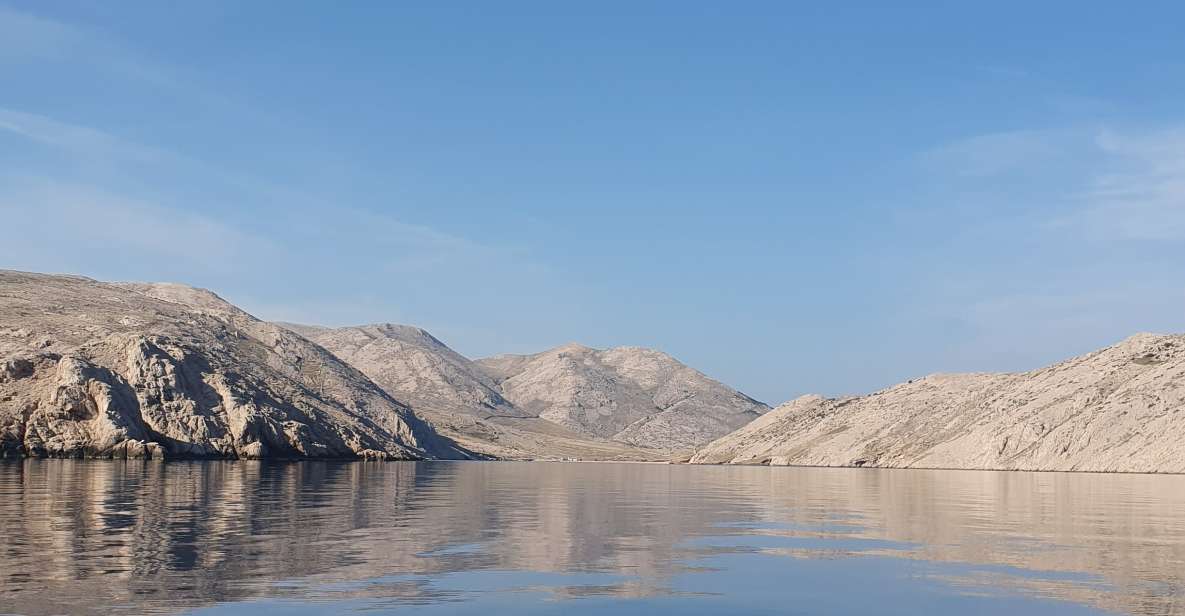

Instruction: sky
[1,2,1182,404]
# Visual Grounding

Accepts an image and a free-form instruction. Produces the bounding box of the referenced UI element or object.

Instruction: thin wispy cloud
[0,176,283,276]
[0,105,514,266]
[0,100,553,333]
[0,6,183,92]
[0,5,83,60]
[0,107,165,161]
[923,124,1185,242]
[1074,128,1185,241]
[1,97,524,273]
[898,123,1185,378]
[918,128,1075,178]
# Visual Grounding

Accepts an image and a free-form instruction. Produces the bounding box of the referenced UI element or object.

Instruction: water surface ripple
[1,461,1182,615]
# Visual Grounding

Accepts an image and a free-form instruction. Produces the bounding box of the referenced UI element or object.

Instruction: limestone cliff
[0,271,469,460]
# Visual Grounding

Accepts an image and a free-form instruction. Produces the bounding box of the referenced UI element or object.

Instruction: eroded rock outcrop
[0,271,469,460]
[691,333,1185,473]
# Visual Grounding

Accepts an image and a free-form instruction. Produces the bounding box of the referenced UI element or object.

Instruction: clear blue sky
[1,2,1182,404]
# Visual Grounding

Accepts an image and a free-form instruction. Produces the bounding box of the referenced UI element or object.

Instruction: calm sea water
[0,461,1182,615]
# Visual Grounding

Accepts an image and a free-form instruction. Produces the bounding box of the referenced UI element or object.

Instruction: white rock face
[285,323,521,418]
[0,271,469,460]
[690,333,1185,473]
[290,326,766,456]
[478,343,769,450]
[283,326,656,459]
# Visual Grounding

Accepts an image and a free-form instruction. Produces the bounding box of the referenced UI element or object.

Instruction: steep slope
[284,323,521,418]
[690,333,1185,473]
[0,271,468,460]
[478,344,769,450]
[285,324,658,460]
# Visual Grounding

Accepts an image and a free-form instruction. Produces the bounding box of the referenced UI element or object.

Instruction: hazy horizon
[2,2,1183,404]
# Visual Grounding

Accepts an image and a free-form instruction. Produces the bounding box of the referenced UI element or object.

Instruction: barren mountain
[0,271,468,460]
[283,323,520,417]
[478,344,769,450]
[289,325,765,457]
[690,333,1185,473]
[285,324,660,460]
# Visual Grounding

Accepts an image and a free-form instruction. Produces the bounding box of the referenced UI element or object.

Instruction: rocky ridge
[477,343,769,451]
[690,333,1185,473]
[282,322,521,420]
[287,325,768,457]
[285,323,655,460]
[9,268,1182,472]
[0,271,469,460]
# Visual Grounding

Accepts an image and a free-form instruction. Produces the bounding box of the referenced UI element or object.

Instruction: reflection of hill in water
[732,467,1185,616]
[0,461,1182,615]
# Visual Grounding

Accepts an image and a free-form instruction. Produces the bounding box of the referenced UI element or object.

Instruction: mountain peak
[550,342,595,354]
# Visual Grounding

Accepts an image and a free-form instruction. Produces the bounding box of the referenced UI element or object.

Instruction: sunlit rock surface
[0,271,469,460]
[477,343,768,451]
[692,333,1185,473]
[290,326,766,458]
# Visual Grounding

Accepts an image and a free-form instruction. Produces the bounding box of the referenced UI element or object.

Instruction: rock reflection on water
[0,461,1182,615]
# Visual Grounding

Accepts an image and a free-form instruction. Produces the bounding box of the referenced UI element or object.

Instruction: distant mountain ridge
[288,324,768,458]
[477,344,768,450]
[6,269,1183,472]
[0,267,761,462]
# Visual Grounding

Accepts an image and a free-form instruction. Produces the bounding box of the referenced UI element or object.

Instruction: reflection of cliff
[702,465,1185,616]
[1,462,424,614]
[0,461,1183,615]
[0,461,752,614]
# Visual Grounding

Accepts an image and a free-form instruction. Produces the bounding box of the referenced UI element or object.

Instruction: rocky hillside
[478,344,769,450]
[690,333,1185,473]
[285,324,663,460]
[0,271,469,460]
[283,323,522,419]
[288,325,765,456]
